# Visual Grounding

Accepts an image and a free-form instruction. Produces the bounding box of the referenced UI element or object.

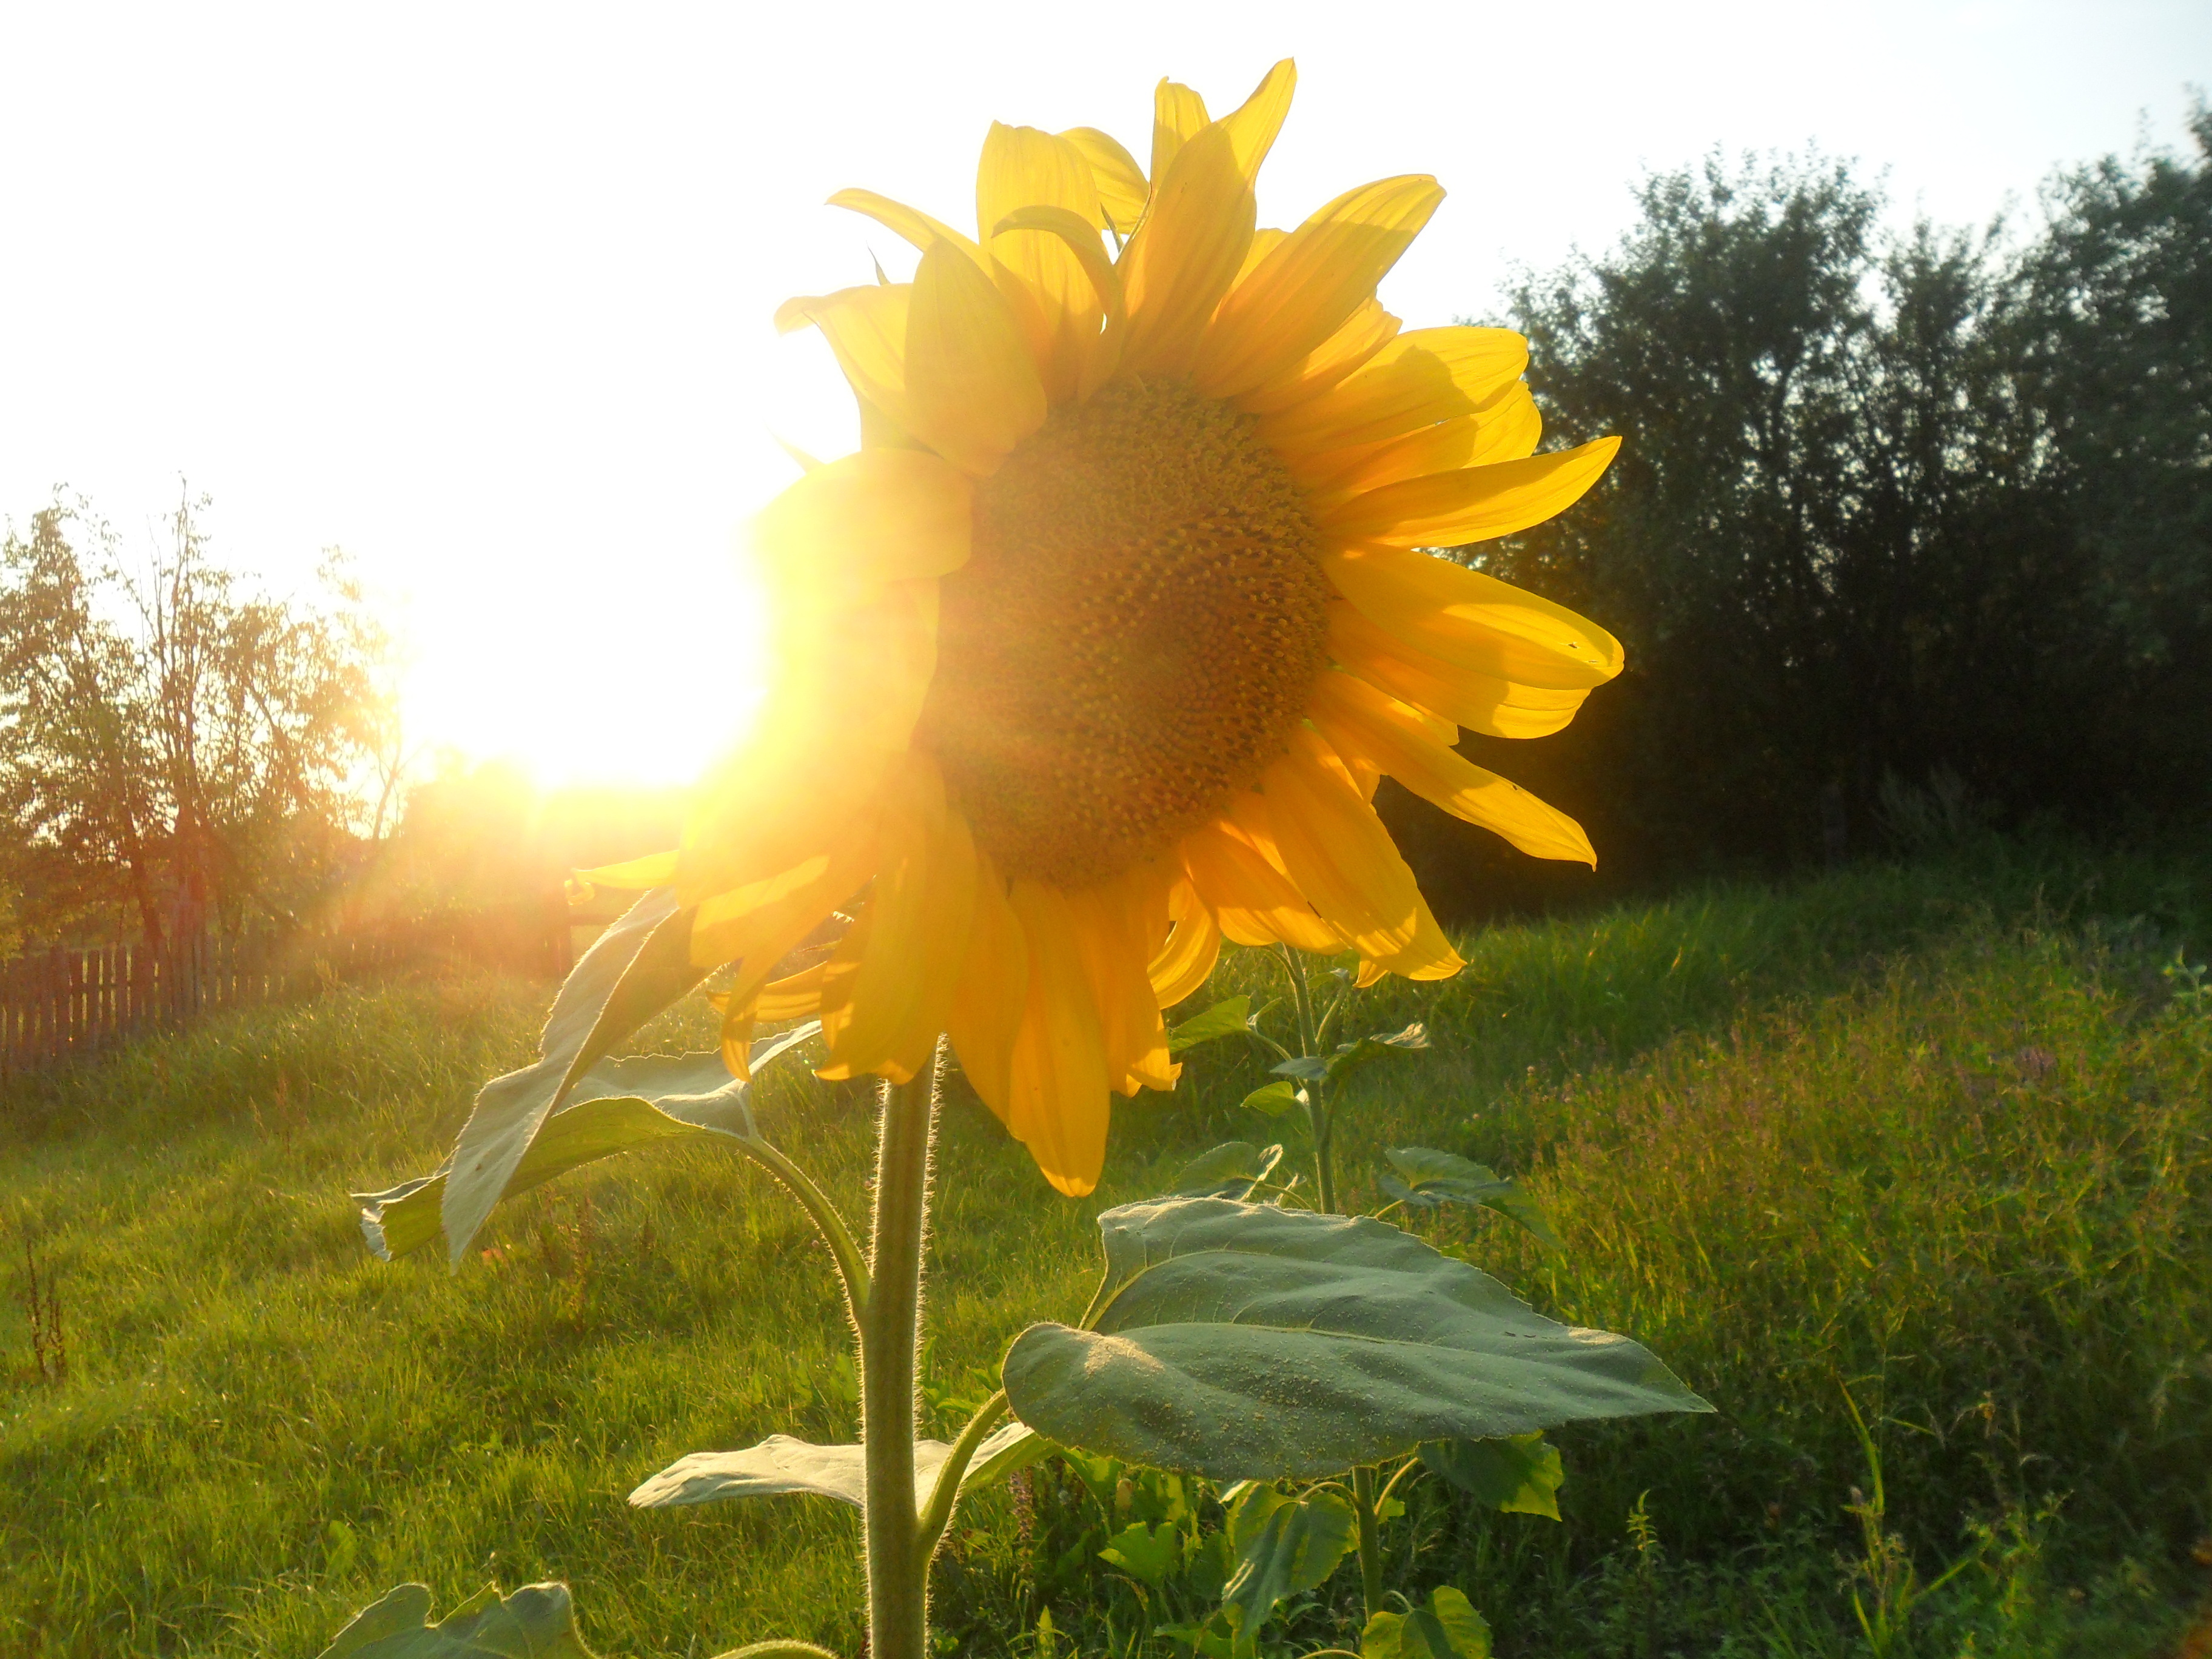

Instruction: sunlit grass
[2,840,2206,1656]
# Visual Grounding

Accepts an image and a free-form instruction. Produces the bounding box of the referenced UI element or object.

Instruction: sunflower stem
[1352,1464,1385,1620]
[860,1045,940,1659]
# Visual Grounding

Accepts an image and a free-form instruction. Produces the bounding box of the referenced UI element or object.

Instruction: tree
[0,489,393,948]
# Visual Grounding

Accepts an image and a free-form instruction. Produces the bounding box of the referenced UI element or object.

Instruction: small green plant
[1842,1386,1979,1659]
[16,1229,63,1386]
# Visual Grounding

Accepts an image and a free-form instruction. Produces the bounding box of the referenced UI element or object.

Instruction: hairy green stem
[1352,1465,1384,1618]
[860,1049,940,1659]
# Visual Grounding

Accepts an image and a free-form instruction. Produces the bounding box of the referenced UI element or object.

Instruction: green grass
[2,840,2208,1657]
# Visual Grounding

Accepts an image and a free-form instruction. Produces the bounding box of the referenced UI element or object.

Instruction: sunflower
[616,61,1623,1196]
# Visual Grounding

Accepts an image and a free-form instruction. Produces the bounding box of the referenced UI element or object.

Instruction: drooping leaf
[1362,1586,1491,1658]
[1167,995,1253,1053]
[1222,1485,1359,1643]
[317,1581,596,1658]
[355,1030,819,1261]
[1002,1198,1711,1479]
[438,888,706,1264]
[958,1420,1056,1493]
[1238,1079,1303,1118]
[631,1432,954,1511]
[1271,1024,1429,1087]
[1099,1519,1182,1585]
[1419,1432,1564,1519]
[1381,1147,1560,1248]
[1165,1141,1284,1200]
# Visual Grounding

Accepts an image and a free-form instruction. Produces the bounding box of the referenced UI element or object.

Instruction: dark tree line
[1398,107,2210,909]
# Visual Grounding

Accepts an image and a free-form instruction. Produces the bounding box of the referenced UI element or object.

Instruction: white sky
[3,1,2205,789]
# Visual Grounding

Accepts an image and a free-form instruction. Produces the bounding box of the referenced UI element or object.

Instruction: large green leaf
[1380,1147,1561,1250]
[355,1031,816,1261]
[1419,1432,1564,1519]
[628,1420,1038,1512]
[1099,1519,1182,1586]
[1362,1586,1490,1658]
[1167,995,1252,1053]
[438,888,706,1264]
[1222,1485,1358,1645]
[1238,1080,1303,1118]
[1004,1198,1710,1479]
[1164,1141,1284,1200]
[1271,1023,1428,1087]
[317,1581,595,1658]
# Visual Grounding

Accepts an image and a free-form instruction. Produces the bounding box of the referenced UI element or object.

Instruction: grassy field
[2,840,2208,1657]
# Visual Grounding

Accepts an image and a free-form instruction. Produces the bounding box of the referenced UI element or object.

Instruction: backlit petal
[1216,59,1296,181]
[827,188,988,270]
[1257,326,1528,457]
[1067,866,1178,1095]
[1147,877,1222,1007]
[1236,298,1400,417]
[1182,808,1349,954]
[1116,124,1255,378]
[1149,79,1210,183]
[946,852,1028,1124]
[1258,728,1462,979]
[776,284,913,434]
[817,759,979,1083]
[977,124,1107,401]
[752,448,973,592]
[1196,175,1444,399]
[1060,126,1147,233]
[1309,671,1597,865]
[1327,600,1587,739]
[1293,381,1541,499]
[1323,544,1624,690]
[1007,879,1112,1196]
[903,240,1048,475]
[1320,437,1620,546]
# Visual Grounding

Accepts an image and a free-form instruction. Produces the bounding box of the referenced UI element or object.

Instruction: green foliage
[1425,116,2212,900]
[1417,1434,1565,1521]
[2,846,2207,1655]
[1220,1484,1359,1647]
[1161,1140,1282,1199]
[1376,1147,1557,1248]
[1361,1585,1490,1658]
[1004,1198,1707,1479]
[1165,996,1252,1053]
[317,1581,596,1658]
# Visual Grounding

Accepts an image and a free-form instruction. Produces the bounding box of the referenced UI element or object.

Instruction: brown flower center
[920,376,1330,890]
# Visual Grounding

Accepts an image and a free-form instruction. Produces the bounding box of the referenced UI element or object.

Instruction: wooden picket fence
[0,911,571,1085]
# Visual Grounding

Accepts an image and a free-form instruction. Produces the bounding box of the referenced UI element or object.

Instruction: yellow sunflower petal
[1216,59,1296,181]
[946,851,1028,1125]
[977,124,1107,401]
[817,762,979,1084]
[903,240,1048,476]
[826,187,988,270]
[681,579,937,900]
[1323,544,1624,691]
[753,447,972,590]
[577,850,677,890]
[1007,879,1113,1196]
[989,203,1125,401]
[1235,298,1400,417]
[720,994,757,1082]
[1309,671,1597,865]
[1060,126,1147,233]
[1327,600,1587,739]
[1256,325,1528,457]
[756,960,828,1022]
[1067,868,1178,1095]
[1195,175,1444,400]
[1257,728,1463,979]
[1294,381,1542,499]
[690,826,879,992]
[1116,123,1256,378]
[1183,809,1350,954]
[1149,78,1210,183]
[776,284,912,431]
[1147,879,1222,1007]
[1319,437,1620,547]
